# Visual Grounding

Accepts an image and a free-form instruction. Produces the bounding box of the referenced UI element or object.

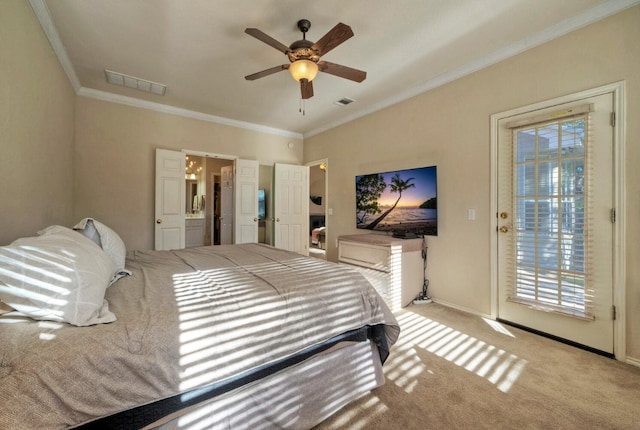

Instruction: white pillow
[0,227,116,326]
[73,218,127,279]
[72,218,102,248]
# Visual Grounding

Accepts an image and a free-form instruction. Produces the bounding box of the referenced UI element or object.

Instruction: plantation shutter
[504,104,595,320]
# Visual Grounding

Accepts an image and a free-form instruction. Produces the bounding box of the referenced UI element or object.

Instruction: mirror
[258,164,273,245]
[186,179,198,213]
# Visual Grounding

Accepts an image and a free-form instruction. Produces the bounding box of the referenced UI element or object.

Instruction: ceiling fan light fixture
[289,60,318,82]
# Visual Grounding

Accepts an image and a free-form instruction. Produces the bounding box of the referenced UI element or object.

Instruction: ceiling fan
[244,19,366,100]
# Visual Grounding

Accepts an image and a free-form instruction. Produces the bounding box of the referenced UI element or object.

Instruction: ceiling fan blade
[245,64,289,81]
[311,23,354,57]
[317,61,366,82]
[245,28,290,54]
[301,79,314,99]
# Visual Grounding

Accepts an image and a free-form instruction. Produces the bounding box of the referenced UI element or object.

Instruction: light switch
[328,208,333,215]
[468,209,476,220]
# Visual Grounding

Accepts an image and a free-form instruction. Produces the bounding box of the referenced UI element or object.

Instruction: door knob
[254,218,258,222]
[500,212,508,219]
[276,218,280,222]
[499,226,508,233]
[156,219,162,224]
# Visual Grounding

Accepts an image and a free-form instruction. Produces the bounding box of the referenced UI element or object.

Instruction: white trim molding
[627,357,640,368]
[77,88,302,139]
[28,0,81,91]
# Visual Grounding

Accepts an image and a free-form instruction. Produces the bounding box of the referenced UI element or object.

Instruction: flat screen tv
[356,165,437,236]
[258,189,266,220]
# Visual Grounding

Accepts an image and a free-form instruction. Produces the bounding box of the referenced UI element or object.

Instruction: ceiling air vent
[105,70,166,96]
[334,97,355,107]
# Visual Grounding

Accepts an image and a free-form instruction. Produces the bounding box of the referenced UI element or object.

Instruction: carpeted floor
[314,303,640,429]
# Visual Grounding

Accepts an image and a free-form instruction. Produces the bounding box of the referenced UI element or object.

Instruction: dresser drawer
[338,240,390,272]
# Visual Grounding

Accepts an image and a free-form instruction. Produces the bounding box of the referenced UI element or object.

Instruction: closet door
[154,149,185,250]
[274,163,309,254]
[233,159,259,244]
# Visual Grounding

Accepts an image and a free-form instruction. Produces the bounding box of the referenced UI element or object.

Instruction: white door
[155,149,185,250]
[274,163,309,254]
[234,159,259,244]
[220,165,233,245]
[497,93,614,354]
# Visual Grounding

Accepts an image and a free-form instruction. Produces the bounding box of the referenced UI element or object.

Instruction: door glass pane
[537,124,559,160]
[516,129,536,162]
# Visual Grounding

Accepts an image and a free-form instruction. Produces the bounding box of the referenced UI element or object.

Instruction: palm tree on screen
[364,174,415,229]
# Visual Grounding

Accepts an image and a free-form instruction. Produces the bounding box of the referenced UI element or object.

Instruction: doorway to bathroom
[308,159,327,260]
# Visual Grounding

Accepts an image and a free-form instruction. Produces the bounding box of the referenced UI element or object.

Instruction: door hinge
[612,305,617,321]
[611,112,616,127]
[611,208,616,223]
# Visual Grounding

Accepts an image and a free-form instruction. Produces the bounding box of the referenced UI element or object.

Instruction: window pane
[560,119,585,157]
[537,124,559,159]
[537,199,553,234]
[516,129,536,162]
[516,164,536,196]
[561,159,584,196]
[537,161,558,196]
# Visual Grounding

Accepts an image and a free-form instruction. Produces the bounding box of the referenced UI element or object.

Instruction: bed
[0,221,399,429]
[311,226,326,249]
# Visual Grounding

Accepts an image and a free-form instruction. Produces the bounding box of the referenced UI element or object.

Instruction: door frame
[183,150,237,246]
[489,81,626,360]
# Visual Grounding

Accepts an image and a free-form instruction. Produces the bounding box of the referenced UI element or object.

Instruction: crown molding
[77,88,303,139]
[28,0,81,92]
[29,0,302,139]
[303,0,640,138]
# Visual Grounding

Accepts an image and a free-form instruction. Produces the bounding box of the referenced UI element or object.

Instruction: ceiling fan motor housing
[287,39,320,63]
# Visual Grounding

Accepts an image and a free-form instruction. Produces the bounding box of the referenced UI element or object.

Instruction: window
[507,106,593,319]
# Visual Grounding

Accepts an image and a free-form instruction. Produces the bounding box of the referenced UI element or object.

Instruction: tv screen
[258,189,266,220]
[356,165,437,236]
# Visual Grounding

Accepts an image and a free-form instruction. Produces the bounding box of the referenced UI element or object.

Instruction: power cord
[413,236,432,304]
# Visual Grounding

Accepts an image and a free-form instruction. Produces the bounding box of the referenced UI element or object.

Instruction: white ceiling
[32,0,636,138]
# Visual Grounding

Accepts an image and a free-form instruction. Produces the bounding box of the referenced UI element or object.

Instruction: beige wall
[73,97,303,251]
[304,7,640,360]
[0,0,76,245]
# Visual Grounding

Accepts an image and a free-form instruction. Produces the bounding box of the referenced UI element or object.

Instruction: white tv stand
[338,234,424,310]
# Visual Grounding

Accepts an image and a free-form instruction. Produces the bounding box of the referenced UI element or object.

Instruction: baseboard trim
[626,356,640,368]
[429,298,492,320]
[497,318,615,359]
